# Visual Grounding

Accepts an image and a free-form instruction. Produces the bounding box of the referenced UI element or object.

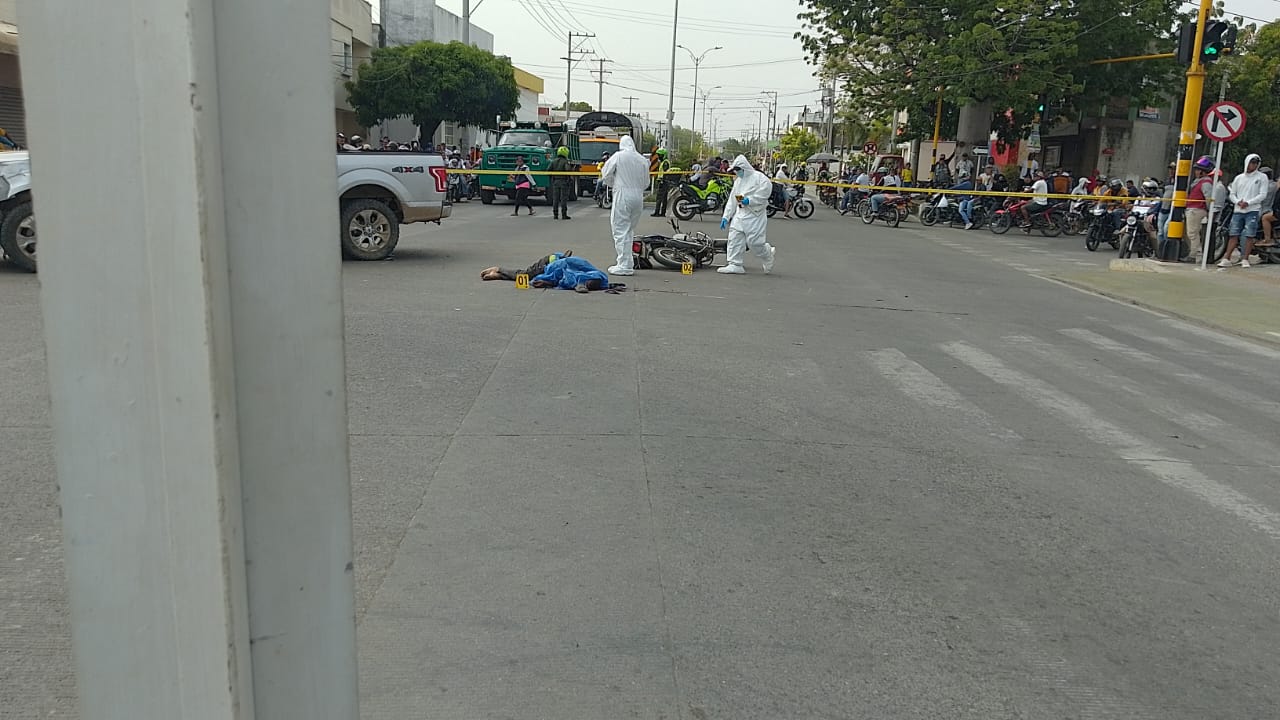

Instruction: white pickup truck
[0,150,452,271]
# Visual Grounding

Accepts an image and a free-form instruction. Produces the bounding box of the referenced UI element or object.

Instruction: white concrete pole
[17,0,358,718]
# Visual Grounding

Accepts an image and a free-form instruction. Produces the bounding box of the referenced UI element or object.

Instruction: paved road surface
[3,198,1277,718]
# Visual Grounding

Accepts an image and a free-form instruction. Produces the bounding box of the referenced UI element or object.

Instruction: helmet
[1193,156,1215,171]
[656,148,667,157]
[556,146,569,157]
[1141,179,1160,195]
[350,135,363,145]
[1108,178,1123,189]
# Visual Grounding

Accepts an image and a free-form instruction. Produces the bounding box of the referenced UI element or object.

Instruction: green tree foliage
[1203,21,1280,170]
[556,101,594,112]
[722,138,754,157]
[777,127,824,164]
[346,41,519,139]
[798,0,1188,142]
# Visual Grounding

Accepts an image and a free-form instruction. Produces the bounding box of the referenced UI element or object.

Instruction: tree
[346,41,519,139]
[556,101,594,112]
[777,127,824,164]
[1203,20,1280,170]
[798,0,1188,143]
[722,138,753,157]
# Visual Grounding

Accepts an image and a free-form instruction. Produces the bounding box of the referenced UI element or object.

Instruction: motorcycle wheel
[991,213,1012,235]
[793,198,814,219]
[885,207,903,228]
[1040,211,1064,237]
[1207,226,1228,264]
[651,246,692,270]
[1118,231,1133,258]
[1085,230,1101,252]
[860,202,876,225]
[854,199,870,219]
[673,198,697,221]
[920,206,938,226]
[766,205,777,218]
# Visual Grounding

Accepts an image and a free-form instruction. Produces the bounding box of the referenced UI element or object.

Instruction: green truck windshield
[498,131,551,147]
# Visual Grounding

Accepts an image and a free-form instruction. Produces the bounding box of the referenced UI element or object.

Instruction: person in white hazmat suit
[599,135,651,276]
[717,155,776,274]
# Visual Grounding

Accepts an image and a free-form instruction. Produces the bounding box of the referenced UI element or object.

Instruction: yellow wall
[513,67,544,94]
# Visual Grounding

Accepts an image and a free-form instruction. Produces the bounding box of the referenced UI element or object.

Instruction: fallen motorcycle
[631,219,725,271]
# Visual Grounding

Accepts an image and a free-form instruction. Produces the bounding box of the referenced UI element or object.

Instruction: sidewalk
[1053,258,1280,347]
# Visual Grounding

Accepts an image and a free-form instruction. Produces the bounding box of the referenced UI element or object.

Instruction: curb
[1050,275,1280,350]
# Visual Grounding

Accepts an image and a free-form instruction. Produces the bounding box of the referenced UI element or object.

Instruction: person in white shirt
[773,163,794,217]
[1020,152,1040,187]
[869,169,901,215]
[840,168,872,214]
[1021,170,1050,227]
[955,153,975,180]
[1218,153,1270,268]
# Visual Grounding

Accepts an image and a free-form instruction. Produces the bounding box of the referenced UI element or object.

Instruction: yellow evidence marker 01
[515,274,530,289]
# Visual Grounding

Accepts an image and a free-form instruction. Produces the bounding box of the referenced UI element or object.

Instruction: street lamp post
[677,44,722,151]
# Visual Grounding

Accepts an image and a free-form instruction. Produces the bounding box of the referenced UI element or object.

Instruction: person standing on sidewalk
[1218,153,1269,268]
[717,155,776,275]
[600,135,650,276]
[509,156,536,217]
[549,146,573,221]
[1184,156,1216,261]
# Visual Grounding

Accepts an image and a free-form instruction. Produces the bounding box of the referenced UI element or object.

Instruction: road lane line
[941,340,1280,542]
[1060,328,1280,422]
[864,348,1021,442]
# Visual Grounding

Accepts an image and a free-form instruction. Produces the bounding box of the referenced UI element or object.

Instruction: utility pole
[463,0,470,45]
[623,96,639,114]
[665,0,679,148]
[591,58,613,111]
[561,31,595,118]
[761,91,778,159]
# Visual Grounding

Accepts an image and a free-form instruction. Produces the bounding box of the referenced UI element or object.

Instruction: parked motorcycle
[1117,200,1161,259]
[766,183,815,219]
[1085,203,1120,251]
[919,193,961,226]
[990,199,1065,236]
[595,184,613,209]
[1062,198,1093,236]
[859,194,910,227]
[671,176,729,220]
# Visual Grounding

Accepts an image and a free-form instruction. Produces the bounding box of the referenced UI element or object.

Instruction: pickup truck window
[498,131,551,147]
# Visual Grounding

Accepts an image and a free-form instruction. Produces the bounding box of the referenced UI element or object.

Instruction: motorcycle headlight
[1126,215,1137,226]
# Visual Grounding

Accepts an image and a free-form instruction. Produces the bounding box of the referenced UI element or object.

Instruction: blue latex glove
[741,197,750,205]
[720,217,729,230]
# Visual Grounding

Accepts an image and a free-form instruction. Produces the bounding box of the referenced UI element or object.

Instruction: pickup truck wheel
[0,201,36,272]
[479,189,495,205]
[340,199,399,261]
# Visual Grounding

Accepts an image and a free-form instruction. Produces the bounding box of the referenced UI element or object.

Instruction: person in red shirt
[1184,156,1216,261]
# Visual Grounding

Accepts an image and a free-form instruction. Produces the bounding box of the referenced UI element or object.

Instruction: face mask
[734,169,744,177]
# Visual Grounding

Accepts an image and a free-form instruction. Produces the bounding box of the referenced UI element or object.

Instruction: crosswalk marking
[1005,335,1279,467]
[940,340,1280,542]
[1159,318,1280,361]
[1060,328,1280,422]
[864,348,1021,442]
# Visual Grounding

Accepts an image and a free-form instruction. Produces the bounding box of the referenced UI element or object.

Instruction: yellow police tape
[445,167,1111,203]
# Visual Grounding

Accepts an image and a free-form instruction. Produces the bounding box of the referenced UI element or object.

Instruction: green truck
[477,121,569,204]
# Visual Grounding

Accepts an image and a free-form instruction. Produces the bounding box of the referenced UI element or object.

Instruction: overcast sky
[374,0,1279,144]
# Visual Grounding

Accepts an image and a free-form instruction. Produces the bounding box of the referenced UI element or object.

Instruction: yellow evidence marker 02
[515,274,530,289]
[681,262,694,275]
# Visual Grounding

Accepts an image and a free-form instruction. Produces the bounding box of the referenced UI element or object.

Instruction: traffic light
[1177,20,1239,66]
[1201,20,1238,64]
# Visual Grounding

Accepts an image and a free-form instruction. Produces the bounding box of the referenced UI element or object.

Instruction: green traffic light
[1204,47,1219,55]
